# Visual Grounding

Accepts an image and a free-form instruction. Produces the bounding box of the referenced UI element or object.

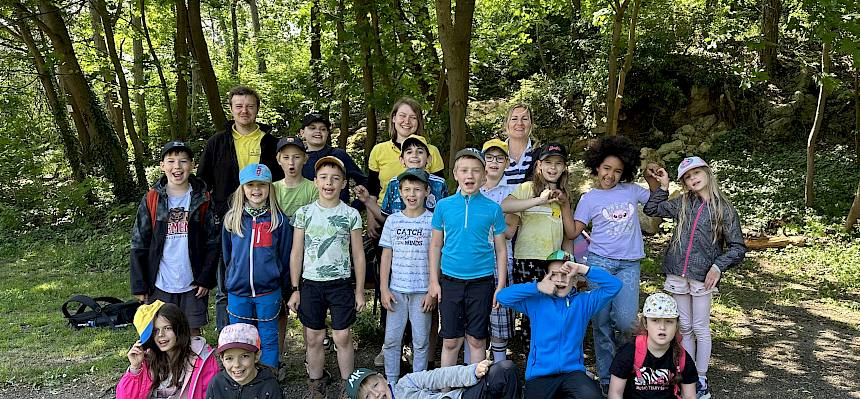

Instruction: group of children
[123,103,746,399]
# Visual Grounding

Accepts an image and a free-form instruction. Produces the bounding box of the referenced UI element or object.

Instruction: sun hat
[239,163,272,184]
[676,156,709,180]
[217,323,261,354]
[345,368,380,399]
[482,138,509,157]
[642,292,679,318]
[133,300,165,344]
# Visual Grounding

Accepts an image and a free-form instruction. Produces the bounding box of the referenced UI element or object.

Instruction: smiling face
[314,164,346,202]
[152,315,178,354]
[506,106,532,140]
[277,146,307,178]
[681,167,710,194]
[400,144,430,169]
[547,261,575,297]
[358,374,392,399]
[483,149,508,180]
[538,155,565,184]
[399,179,428,212]
[229,94,259,130]
[645,317,678,347]
[453,157,486,195]
[392,104,419,140]
[160,151,194,187]
[220,348,260,385]
[242,181,270,208]
[301,122,330,150]
[596,155,624,190]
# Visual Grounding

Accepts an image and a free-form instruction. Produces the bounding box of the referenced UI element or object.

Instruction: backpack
[62,295,140,329]
[146,189,210,231]
[633,334,686,399]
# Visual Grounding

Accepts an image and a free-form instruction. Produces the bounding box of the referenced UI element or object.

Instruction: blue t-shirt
[573,182,650,260]
[380,174,448,214]
[431,191,506,279]
[379,210,433,293]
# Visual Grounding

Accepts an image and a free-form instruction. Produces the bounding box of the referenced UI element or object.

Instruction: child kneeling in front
[496,250,621,399]
[344,359,520,399]
[608,292,697,399]
[206,323,283,398]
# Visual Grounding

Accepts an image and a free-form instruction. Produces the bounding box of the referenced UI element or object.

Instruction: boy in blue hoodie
[496,250,621,399]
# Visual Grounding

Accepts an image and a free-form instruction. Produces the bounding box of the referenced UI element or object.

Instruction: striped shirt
[501,138,535,187]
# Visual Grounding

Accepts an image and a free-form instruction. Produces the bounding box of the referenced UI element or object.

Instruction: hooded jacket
[130,175,219,295]
[222,209,293,297]
[205,367,283,398]
[643,188,747,282]
[496,267,621,381]
[117,336,219,399]
[198,121,284,219]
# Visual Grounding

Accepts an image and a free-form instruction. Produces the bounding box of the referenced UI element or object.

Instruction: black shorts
[523,371,601,399]
[439,274,495,340]
[149,287,209,329]
[298,278,356,331]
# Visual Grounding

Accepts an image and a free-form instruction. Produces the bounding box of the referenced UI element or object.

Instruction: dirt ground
[3,257,858,399]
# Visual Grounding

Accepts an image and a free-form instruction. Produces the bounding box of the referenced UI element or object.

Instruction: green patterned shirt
[292,200,362,281]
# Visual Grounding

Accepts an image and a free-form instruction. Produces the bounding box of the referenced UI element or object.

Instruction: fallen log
[744,235,806,250]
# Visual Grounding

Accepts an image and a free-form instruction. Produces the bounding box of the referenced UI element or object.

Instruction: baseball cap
[401,134,429,152]
[314,155,346,173]
[301,112,331,129]
[538,142,567,161]
[642,292,679,318]
[160,140,194,160]
[217,323,261,354]
[454,148,485,167]
[397,168,430,184]
[482,138,509,157]
[239,163,273,184]
[277,136,307,152]
[676,156,709,180]
[133,300,165,345]
[345,368,381,399]
[545,249,573,262]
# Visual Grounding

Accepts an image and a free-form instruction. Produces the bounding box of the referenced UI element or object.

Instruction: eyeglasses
[484,155,508,164]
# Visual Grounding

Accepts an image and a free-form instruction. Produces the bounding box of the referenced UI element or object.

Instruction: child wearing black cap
[273,135,318,218]
[299,112,368,208]
[130,141,219,337]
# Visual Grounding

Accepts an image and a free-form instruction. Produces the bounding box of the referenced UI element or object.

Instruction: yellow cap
[133,300,165,344]
[482,138,509,157]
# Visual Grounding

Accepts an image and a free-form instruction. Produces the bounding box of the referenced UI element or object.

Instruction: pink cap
[217,323,261,354]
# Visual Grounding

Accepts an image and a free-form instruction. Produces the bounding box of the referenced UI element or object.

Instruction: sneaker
[374,348,385,366]
[323,334,333,352]
[304,377,327,399]
[696,377,712,399]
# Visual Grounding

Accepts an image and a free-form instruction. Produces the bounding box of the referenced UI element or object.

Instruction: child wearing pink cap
[206,323,283,398]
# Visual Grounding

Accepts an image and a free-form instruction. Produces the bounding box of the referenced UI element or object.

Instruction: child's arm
[492,233,507,310]
[428,229,444,304]
[681,383,697,399]
[130,198,153,302]
[354,185,385,222]
[706,206,747,289]
[350,228,367,311]
[501,188,555,213]
[643,162,662,191]
[193,204,219,298]
[379,248,396,312]
[576,261,622,316]
[504,214,519,240]
[287,227,304,313]
[221,225,232,272]
[396,363,480,393]
[495,282,541,316]
[642,166,681,218]
[278,220,294,293]
[607,376,626,399]
[555,189,580,240]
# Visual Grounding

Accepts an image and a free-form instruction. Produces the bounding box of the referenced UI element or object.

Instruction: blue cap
[239,163,272,184]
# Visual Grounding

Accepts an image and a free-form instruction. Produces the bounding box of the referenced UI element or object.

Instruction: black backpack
[62,295,140,329]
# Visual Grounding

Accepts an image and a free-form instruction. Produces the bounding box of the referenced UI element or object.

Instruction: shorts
[490,257,513,340]
[664,274,718,296]
[298,278,356,331]
[439,274,494,340]
[150,287,209,329]
[512,258,550,284]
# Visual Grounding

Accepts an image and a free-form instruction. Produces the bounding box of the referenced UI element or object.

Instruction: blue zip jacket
[222,210,293,297]
[496,267,621,381]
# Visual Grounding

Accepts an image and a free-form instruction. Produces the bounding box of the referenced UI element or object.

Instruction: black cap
[161,140,194,160]
[397,168,430,184]
[454,148,486,167]
[277,136,307,152]
[301,112,331,129]
[538,142,567,161]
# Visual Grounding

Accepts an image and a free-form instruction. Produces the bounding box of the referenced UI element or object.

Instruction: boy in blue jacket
[496,250,621,399]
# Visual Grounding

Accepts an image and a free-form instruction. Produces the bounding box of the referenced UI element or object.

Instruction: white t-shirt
[379,210,433,293]
[293,201,362,281]
[155,188,194,293]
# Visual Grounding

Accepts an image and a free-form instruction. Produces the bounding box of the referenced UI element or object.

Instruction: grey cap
[454,147,485,167]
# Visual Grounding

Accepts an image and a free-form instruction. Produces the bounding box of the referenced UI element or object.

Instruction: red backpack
[633,333,686,399]
[145,189,210,232]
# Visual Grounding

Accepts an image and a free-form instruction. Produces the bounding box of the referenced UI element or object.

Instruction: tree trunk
[310,0,323,102]
[805,41,830,207]
[14,18,85,182]
[245,0,266,73]
[609,0,641,136]
[131,5,151,150]
[854,59,859,162]
[140,0,177,138]
[570,0,581,18]
[27,0,137,201]
[416,1,443,106]
[95,0,149,188]
[186,0,228,128]
[369,0,392,93]
[605,0,625,136]
[216,6,235,79]
[230,0,239,77]
[176,0,190,140]
[845,179,860,231]
[436,0,476,168]
[760,0,780,78]
[89,2,125,148]
[392,0,430,95]
[336,0,350,149]
[356,0,378,156]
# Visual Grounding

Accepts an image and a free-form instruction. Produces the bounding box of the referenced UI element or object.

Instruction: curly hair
[582,135,640,183]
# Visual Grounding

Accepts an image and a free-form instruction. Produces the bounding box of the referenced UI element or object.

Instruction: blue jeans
[586,252,641,385]
[227,290,282,368]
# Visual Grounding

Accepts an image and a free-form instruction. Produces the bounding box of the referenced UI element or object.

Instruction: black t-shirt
[609,341,698,399]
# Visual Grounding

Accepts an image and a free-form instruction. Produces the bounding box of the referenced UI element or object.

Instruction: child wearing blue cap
[222,163,294,370]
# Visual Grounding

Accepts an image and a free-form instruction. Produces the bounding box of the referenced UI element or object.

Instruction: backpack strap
[61,295,103,320]
[674,334,686,399]
[146,189,159,231]
[633,334,648,379]
[199,191,210,225]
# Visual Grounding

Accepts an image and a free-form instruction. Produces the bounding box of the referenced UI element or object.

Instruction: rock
[763,117,793,137]
[693,114,717,133]
[697,141,712,153]
[662,151,682,163]
[712,121,729,133]
[671,110,690,127]
[771,103,794,118]
[688,85,713,116]
[801,94,818,121]
[657,140,685,155]
[674,134,688,142]
[675,124,696,139]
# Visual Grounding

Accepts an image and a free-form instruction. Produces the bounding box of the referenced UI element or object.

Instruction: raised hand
[475,359,493,378]
[127,340,147,371]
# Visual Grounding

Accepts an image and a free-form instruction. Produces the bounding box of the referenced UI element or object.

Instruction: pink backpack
[633,334,686,399]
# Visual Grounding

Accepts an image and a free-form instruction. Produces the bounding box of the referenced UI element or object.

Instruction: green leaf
[317,235,339,258]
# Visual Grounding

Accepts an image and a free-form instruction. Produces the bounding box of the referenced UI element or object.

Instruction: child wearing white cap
[206,323,283,398]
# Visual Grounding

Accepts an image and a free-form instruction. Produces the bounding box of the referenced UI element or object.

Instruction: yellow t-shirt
[368,140,445,203]
[511,181,563,259]
[273,178,318,217]
[232,125,264,170]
